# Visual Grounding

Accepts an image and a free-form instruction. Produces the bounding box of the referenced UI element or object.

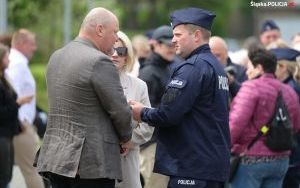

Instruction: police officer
[130,7,230,188]
[260,20,281,48]
[270,47,300,188]
[270,47,300,97]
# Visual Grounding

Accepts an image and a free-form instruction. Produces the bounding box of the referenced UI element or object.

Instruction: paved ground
[10,166,26,188]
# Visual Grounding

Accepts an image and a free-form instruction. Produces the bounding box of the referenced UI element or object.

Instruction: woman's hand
[16,95,34,106]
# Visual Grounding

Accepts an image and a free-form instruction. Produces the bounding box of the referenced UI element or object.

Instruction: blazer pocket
[103,134,119,144]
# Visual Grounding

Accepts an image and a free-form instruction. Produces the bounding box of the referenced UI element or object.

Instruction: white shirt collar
[9,48,29,65]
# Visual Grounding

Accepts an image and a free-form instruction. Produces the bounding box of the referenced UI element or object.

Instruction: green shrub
[30,64,48,112]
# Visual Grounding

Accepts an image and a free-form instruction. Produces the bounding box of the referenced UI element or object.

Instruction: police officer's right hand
[128,100,144,122]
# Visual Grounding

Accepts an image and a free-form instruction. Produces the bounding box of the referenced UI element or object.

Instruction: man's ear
[194,30,202,43]
[96,24,104,37]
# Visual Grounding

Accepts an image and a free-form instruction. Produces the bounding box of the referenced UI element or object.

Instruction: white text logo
[250,1,297,8]
[177,179,196,185]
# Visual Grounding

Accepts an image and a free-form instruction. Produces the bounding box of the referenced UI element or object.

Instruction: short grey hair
[185,24,211,41]
[11,29,35,47]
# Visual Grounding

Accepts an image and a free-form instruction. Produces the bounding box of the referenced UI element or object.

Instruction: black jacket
[139,53,180,148]
[139,52,173,107]
[226,58,247,83]
[0,81,19,138]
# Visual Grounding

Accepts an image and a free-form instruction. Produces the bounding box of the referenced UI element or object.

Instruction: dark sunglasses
[114,47,128,57]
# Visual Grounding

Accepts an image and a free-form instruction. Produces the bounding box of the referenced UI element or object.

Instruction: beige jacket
[116,72,154,188]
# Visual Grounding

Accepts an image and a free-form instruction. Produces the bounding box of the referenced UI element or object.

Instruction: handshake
[128,100,145,124]
[119,100,146,156]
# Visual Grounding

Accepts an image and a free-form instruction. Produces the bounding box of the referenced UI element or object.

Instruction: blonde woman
[266,40,300,86]
[111,31,154,188]
[270,47,300,97]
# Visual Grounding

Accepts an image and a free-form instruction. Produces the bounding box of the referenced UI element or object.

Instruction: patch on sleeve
[168,78,187,89]
[162,78,187,103]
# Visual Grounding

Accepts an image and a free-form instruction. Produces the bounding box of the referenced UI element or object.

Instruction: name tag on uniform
[218,76,229,91]
[168,78,186,88]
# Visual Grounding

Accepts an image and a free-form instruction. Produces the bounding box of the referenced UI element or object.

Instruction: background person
[269,47,300,188]
[209,36,247,83]
[138,25,177,188]
[129,34,151,77]
[0,34,12,48]
[291,33,300,51]
[259,20,281,48]
[5,29,44,188]
[209,36,247,99]
[0,44,33,188]
[230,48,300,188]
[270,47,300,97]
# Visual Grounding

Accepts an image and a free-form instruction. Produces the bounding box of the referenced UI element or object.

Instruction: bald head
[209,36,228,65]
[80,7,118,34]
[79,7,119,55]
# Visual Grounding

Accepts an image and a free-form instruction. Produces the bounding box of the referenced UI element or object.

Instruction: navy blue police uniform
[140,7,230,188]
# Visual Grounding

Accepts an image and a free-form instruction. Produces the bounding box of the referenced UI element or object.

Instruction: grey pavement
[10,166,26,188]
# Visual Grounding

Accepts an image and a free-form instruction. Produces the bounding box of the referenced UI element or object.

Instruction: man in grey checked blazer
[35,7,132,188]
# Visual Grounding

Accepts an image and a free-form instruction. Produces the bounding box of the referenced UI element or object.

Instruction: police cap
[260,20,280,33]
[170,7,216,31]
[270,48,300,62]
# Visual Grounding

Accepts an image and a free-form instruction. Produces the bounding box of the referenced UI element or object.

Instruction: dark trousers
[47,172,115,188]
[282,166,300,188]
[167,176,224,188]
[0,137,14,188]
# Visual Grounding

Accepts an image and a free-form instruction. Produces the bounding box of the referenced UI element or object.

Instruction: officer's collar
[186,44,210,59]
